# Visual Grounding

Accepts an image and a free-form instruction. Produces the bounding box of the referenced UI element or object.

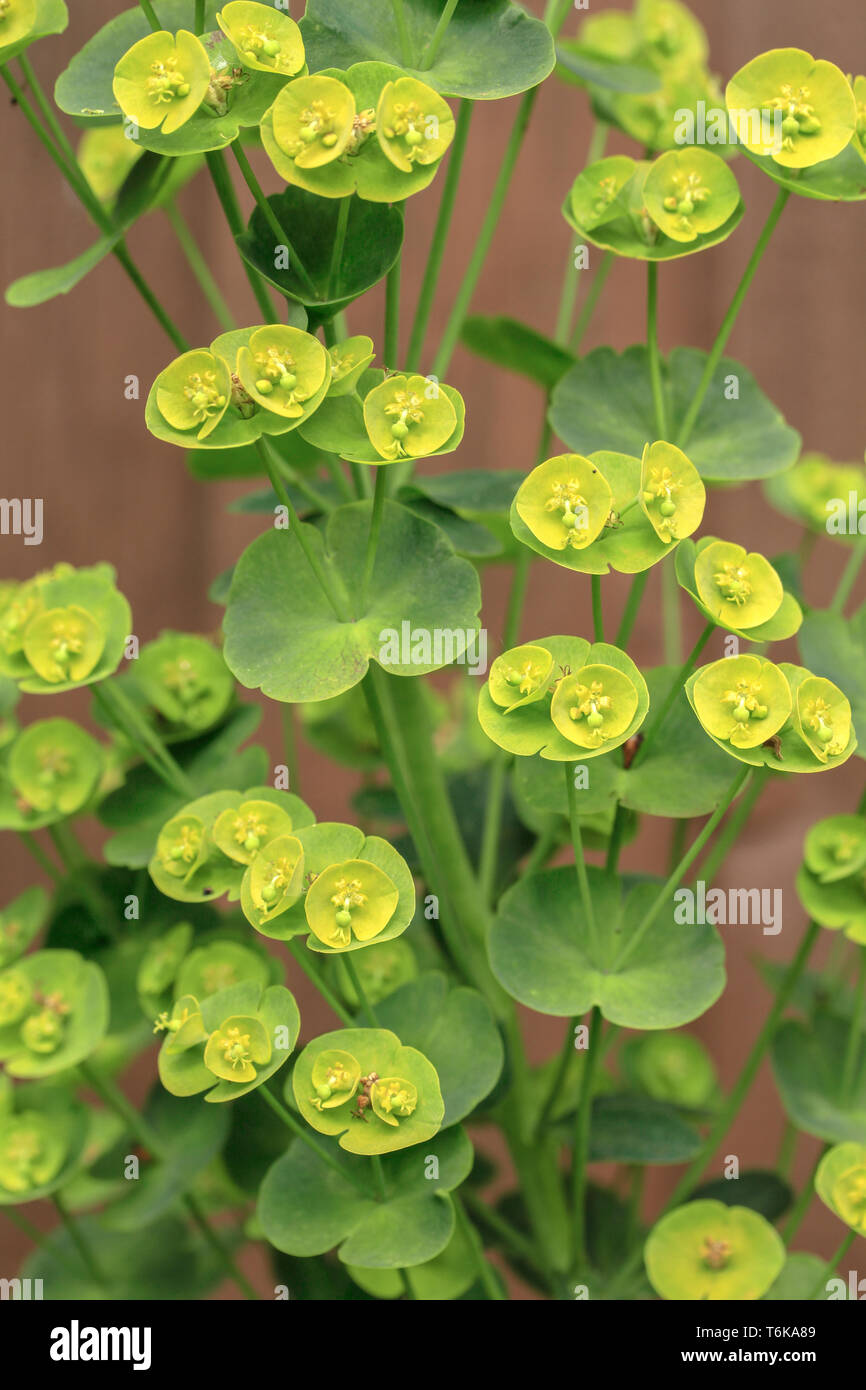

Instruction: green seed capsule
[261,883,278,903]
[316,1083,331,1100]
[279,372,297,390]
[732,706,750,724]
[255,379,274,394]
[263,39,282,57]
[322,132,338,147]
[782,115,800,137]
[391,419,409,440]
[659,498,677,517]
[405,128,423,146]
[587,710,604,730]
[244,834,260,852]
[335,908,352,929]
[677,197,694,215]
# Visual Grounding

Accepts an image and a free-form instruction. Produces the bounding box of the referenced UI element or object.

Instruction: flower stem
[478,753,509,906]
[591,574,604,641]
[613,765,750,969]
[565,764,599,957]
[390,0,414,66]
[327,195,352,300]
[675,189,789,451]
[255,439,351,621]
[164,199,236,331]
[829,540,866,615]
[630,621,713,768]
[205,150,276,322]
[462,1188,545,1278]
[806,1229,857,1301]
[841,947,866,1103]
[781,1148,824,1246]
[194,0,206,35]
[287,940,352,1025]
[138,0,161,30]
[384,253,402,369]
[697,766,769,886]
[359,466,388,612]
[571,1005,602,1271]
[557,124,608,344]
[52,1195,109,1290]
[230,141,318,300]
[182,1192,259,1300]
[343,953,380,1027]
[406,100,473,372]
[257,1085,372,1197]
[18,830,62,883]
[570,250,613,352]
[615,570,650,647]
[453,1194,506,1299]
[418,0,459,71]
[92,680,195,799]
[646,261,667,438]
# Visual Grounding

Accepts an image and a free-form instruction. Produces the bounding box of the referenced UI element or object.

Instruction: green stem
[646,261,667,437]
[661,553,681,664]
[418,0,459,71]
[384,253,402,369]
[453,1195,505,1300]
[164,199,236,330]
[138,0,161,30]
[343,954,379,1027]
[806,1229,857,1301]
[257,1086,371,1197]
[615,570,650,647]
[231,142,318,300]
[359,466,388,611]
[18,54,80,173]
[534,1020,576,1138]
[406,101,473,372]
[556,127,607,344]
[675,189,790,451]
[205,150,275,322]
[829,541,866,616]
[570,251,613,352]
[523,826,561,877]
[841,948,866,1103]
[590,574,604,642]
[255,439,351,621]
[565,764,599,956]
[47,823,119,941]
[4,1206,77,1277]
[631,621,713,768]
[182,1191,258,1300]
[79,1060,163,1154]
[781,1149,823,1246]
[571,1006,602,1270]
[462,1189,545,1278]
[281,706,301,796]
[390,0,414,66]
[479,753,509,906]
[327,195,352,300]
[93,680,195,799]
[18,830,62,883]
[614,766,750,970]
[697,767,768,886]
[287,940,353,1025]
[194,0,205,35]
[52,1195,109,1290]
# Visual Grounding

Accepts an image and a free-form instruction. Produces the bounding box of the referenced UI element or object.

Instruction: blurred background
[1,0,865,1295]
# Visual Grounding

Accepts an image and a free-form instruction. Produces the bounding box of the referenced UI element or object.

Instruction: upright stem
[164,200,236,331]
[570,251,613,352]
[590,575,604,642]
[556,124,608,345]
[675,189,789,451]
[384,255,402,369]
[194,0,206,34]
[406,100,474,372]
[327,195,352,300]
[183,1191,258,1301]
[343,954,380,1027]
[93,680,195,799]
[231,142,318,300]
[841,948,866,1103]
[52,1195,109,1290]
[205,150,276,322]
[288,940,353,1025]
[630,621,713,768]
[453,1195,506,1300]
[571,1006,602,1270]
[615,570,650,647]
[138,0,161,30]
[418,0,459,71]
[479,754,509,906]
[829,541,866,615]
[781,1149,823,1246]
[390,0,414,66]
[565,764,599,956]
[257,1086,371,1197]
[255,439,350,621]
[646,261,668,438]
[358,467,388,613]
[806,1230,857,1301]
[697,767,768,886]
[18,830,62,882]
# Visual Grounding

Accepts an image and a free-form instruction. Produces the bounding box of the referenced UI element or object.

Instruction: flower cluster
[796,814,866,943]
[677,537,802,642]
[156,977,298,1102]
[0,717,104,830]
[0,564,130,695]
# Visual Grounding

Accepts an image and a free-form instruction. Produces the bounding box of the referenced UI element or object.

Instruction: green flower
[568,155,638,233]
[635,0,707,67]
[620,1031,717,1110]
[7,718,104,819]
[645,1200,785,1300]
[0,888,47,970]
[369,1076,417,1126]
[764,452,866,536]
[816,1143,866,1236]
[269,74,356,168]
[639,441,705,543]
[78,125,144,206]
[643,149,740,244]
[514,454,613,552]
[174,939,270,1000]
[0,565,130,695]
[155,349,231,440]
[376,76,455,172]
[137,922,193,1001]
[310,1047,361,1110]
[213,798,295,865]
[133,631,234,732]
[691,655,791,749]
[216,0,305,76]
[247,833,305,919]
[0,1111,65,1195]
[112,29,211,136]
[488,644,556,713]
[796,816,866,944]
[154,993,208,1052]
[332,939,417,1010]
[853,75,866,160]
[726,49,857,169]
[0,968,31,1026]
[804,815,866,883]
[0,950,108,1078]
[156,811,207,882]
[792,674,852,763]
[694,540,783,629]
[237,325,330,418]
[0,0,36,51]
[327,336,376,397]
[363,373,457,461]
[305,859,400,949]
[550,661,640,750]
[24,606,104,686]
[204,1014,271,1083]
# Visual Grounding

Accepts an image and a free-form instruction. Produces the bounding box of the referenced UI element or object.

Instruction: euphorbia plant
[2,0,865,1306]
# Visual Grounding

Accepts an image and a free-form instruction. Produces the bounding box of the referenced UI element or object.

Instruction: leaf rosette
[676,538,802,642]
[158,978,299,1102]
[293,1026,443,1155]
[478,635,648,762]
[644,1199,785,1300]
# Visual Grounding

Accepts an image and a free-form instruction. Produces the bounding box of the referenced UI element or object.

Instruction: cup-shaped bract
[645,1200,785,1300]
[155,993,208,1053]
[156,811,208,882]
[269,74,356,169]
[305,859,400,949]
[639,441,705,544]
[0,0,36,53]
[137,922,193,1002]
[792,674,852,763]
[327,336,376,398]
[0,949,109,1079]
[310,1047,361,1110]
[213,799,295,866]
[853,76,866,160]
[332,938,417,1010]
[133,631,234,733]
[691,655,791,750]
[216,1,304,76]
[112,29,211,136]
[644,149,740,244]
[24,606,104,687]
[154,350,232,442]
[620,1031,717,1110]
[514,455,613,553]
[488,644,556,713]
[635,0,708,67]
[568,155,639,233]
[237,325,330,419]
[376,76,455,172]
[0,578,43,665]
[247,833,305,921]
[174,939,271,1001]
[725,49,857,169]
[0,1110,65,1196]
[551,660,640,751]
[204,1013,271,1083]
[363,373,457,462]
[764,452,866,536]
[0,565,129,696]
[804,814,866,884]
[0,968,30,1027]
[8,718,104,818]
[816,1143,866,1236]
[0,888,48,970]
[693,540,784,631]
[369,1076,417,1127]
